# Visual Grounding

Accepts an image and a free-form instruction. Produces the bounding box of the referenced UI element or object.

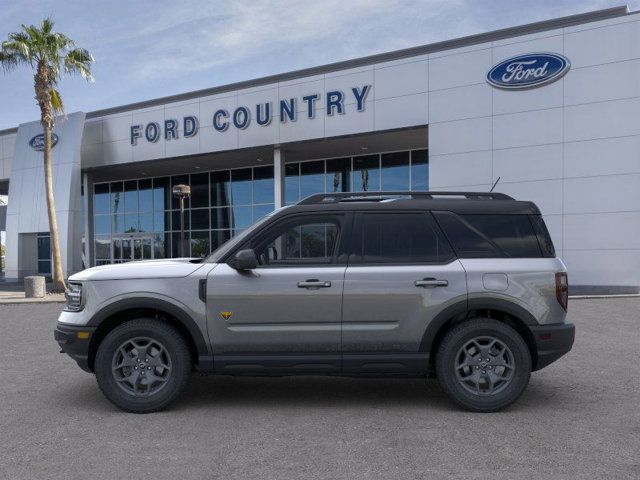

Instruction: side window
[434,211,543,258]
[353,212,454,264]
[251,216,341,266]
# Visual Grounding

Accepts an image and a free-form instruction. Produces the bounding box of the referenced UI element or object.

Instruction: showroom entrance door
[113,234,154,262]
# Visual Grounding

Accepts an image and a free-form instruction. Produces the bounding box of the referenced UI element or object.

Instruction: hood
[69,258,207,281]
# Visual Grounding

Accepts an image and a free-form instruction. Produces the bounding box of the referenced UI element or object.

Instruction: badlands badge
[219,311,233,321]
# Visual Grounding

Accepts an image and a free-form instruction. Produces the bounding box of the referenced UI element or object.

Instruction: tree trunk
[43,122,66,292]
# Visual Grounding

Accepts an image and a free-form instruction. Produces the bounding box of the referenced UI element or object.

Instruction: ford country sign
[29,133,59,151]
[487,53,570,90]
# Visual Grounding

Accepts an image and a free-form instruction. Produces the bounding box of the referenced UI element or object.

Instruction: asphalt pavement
[0,298,638,479]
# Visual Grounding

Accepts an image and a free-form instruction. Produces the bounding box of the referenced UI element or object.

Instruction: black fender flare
[419,297,538,353]
[87,297,211,359]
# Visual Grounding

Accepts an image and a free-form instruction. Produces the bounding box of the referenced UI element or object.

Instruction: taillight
[555,272,568,311]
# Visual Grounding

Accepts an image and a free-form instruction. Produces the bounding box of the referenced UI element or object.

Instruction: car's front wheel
[95,319,192,413]
[436,318,531,412]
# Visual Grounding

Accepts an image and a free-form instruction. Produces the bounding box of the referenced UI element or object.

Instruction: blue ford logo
[29,133,59,151]
[487,53,570,90]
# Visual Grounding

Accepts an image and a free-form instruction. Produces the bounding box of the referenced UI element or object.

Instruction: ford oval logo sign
[487,53,570,90]
[29,133,59,151]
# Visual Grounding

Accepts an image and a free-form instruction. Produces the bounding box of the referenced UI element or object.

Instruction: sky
[0,0,639,130]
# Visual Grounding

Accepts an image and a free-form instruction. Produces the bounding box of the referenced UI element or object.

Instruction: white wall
[427,13,640,289]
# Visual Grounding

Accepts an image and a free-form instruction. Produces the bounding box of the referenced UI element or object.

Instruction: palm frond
[50,88,64,114]
[64,47,94,82]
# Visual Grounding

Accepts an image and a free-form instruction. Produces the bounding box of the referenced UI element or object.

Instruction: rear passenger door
[341,211,467,374]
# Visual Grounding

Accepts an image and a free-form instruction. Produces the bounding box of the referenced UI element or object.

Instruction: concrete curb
[0,294,66,305]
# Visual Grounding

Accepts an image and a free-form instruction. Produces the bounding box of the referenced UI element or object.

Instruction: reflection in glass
[124,213,139,232]
[212,230,231,250]
[153,233,168,259]
[285,163,299,204]
[95,236,111,259]
[191,208,209,230]
[253,166,274,204]
[113,214,125,234]
[325,158,350,193]
[124,180,138,213]
[231,169,252,205]
[411,149,429,191]
[153,177,170,211]
[353,155,380,191]
[172,210,190,231]
[138,179,153,212]
[94,215,111,235]
[381,151,410,191]
[300,161,325,199]
[232,205,253,229]
[190,173,209,208]
[253,204,274,222]
[190,231,210,258]
[111,182,123,215]
[211,171,231,207]
[94,184,110,214]
[153,211,168,232]
[139,214,153,232]
[211,207,231,230]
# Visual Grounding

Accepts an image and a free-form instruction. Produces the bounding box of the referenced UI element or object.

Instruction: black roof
[279,191,541,216]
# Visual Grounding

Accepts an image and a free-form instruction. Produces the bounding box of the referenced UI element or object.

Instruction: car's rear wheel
[95,319,192,413]
[436,318,531,412]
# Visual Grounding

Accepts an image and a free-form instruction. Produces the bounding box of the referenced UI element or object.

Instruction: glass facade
[92,149,428,264]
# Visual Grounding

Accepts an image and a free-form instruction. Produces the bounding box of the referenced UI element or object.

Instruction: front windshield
[205,207,288,263]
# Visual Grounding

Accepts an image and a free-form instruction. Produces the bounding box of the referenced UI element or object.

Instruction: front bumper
[54,323,97,373]
[530,322,575,371]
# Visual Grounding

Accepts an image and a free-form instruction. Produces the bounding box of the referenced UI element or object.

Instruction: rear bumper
[530,322,575,371]
[54,323,97,373]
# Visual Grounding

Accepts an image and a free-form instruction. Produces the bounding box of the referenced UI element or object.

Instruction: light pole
[172,184,191,257]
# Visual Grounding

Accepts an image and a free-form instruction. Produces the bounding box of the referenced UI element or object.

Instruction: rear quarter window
[433,212,545,258]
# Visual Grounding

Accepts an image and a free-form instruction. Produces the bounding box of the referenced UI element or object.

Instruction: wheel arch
[86,298,211,373]
[421,298,539,371]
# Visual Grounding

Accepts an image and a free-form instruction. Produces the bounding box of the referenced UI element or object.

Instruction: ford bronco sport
[55,191,575,413]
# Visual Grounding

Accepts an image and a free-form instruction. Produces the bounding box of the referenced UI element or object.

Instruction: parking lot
[0,298,638,479]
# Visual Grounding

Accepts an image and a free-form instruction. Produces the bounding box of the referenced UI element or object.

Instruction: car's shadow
[59,372,570,414]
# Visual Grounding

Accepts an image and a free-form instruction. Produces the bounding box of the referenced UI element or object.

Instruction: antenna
[490,176,501,193]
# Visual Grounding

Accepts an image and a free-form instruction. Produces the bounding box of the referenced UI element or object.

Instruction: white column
[82,172,94,269]
[274,147,285,209]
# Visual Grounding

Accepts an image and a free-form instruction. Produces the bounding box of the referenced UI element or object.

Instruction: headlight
[64,282,84,312]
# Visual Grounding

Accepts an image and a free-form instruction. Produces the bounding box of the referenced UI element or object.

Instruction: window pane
[253,166,274,204]
[171,175,190,209]
[153,233,168,259]
[211,171,231,207]
[357,213,453,263]
[154,211,169,232]
[433,212,499,258]
[411,150,429,191]
[94,215,111,235]
[113,238,123,260]
[231,205,253,229]
[253,204,274,222]
[381,152,409,191]
[37,235,50,260]
[461,214,542,258]
[153,177,170,211]
[113,214,125,234]
[300,161,325,199]
[171,210,190,231]
[353,155,380,192]
[191,208,209,230]
[94,183,110,214]
[172,232,183,258]
[111,182,123,215]
[139,179,153,212]
[326,158,350,193]
[124,213,139,232]
[211,230,231,250]
[139,213,153,232]
[211,207,231,230]
[285,163,299,204]
[190,173,209,208]
[190,231,210,258]
[124,180,138,213]
[231,168,252,205]
[38,260,52,274]
[95,236,111,259]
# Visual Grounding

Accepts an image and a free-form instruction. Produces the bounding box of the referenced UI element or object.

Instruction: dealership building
[0,5,639,293]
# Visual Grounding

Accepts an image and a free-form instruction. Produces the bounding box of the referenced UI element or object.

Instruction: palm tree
[0,18,93,292]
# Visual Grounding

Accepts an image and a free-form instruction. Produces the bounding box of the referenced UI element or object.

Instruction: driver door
[206,212,350,373]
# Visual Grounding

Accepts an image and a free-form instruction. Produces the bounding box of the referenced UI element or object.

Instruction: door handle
[415,278,448,288]
[297,279,332,289]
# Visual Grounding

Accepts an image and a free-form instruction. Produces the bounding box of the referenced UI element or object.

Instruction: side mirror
[231,249,258,270]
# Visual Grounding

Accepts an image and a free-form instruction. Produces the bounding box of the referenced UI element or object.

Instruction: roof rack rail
[298,191,513,205]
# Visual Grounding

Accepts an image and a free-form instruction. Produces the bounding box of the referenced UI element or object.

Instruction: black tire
[435,318,531,412]
[95,319,192,413]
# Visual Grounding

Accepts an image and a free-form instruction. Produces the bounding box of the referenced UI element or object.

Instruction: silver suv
[55,191,575,413]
